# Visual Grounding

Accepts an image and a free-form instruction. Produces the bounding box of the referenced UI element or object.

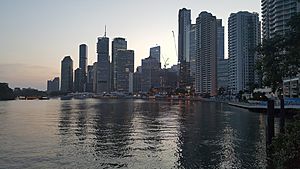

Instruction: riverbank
[228,101,300,112]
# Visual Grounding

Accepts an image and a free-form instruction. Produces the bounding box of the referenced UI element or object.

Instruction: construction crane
[172,30,180,89]
[172,30,178,59]
[161,53,169,69]
[160,50,170,89]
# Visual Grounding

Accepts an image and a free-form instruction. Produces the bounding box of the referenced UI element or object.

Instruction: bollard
[266,99,275,168]
[279,98,285,133]
[266,99,275,146]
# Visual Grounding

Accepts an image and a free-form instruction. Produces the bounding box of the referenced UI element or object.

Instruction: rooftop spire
[104,25,107,37]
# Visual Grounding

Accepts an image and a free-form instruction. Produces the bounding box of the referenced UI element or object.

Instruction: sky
[0,0,260,90]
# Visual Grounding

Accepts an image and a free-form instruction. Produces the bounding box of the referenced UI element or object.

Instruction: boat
[26,96,38,100]
[149,96,155,99]
[73,94,88,99]
[39,96,50,100]
[18,96,26,100]
[60,95,73,100]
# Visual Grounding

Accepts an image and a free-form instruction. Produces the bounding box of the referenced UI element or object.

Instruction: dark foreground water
[0,99,267,168]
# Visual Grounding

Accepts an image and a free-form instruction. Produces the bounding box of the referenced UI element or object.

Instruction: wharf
[228,101,300,112]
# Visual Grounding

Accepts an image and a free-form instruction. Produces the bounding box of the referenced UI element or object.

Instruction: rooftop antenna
[104,25,107,37]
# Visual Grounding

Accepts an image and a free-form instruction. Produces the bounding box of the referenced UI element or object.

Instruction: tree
[257,35,287,91]
[217,87,225,96]
[0,83,15,100]
[261,11,300,169]
[268,116,300,169]
[284,13,300,76]
[257,13,300,91]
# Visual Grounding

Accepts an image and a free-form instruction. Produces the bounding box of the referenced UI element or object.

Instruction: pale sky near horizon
[0,0,260,90]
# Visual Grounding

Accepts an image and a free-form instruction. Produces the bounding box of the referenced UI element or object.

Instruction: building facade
[141,57,161,92]
[189,24,197,89]
[92,62,98,93]
[228,12,261,94]
[150,46,161,63]
[133,66,142,93]
[115,50,134,92]
[178,8,191,88]
[79,44,87,91]
[47,77,59,93]
[216,19,227,90]
[74,68,84,92]
[61,56,73,92]
[217,59,228,90]
[86,65,94,92]
[112,37,127,91]
[283,75,300,98]
[217,19,225,61]
[262,0,300,39]
[195,11,218,96]
[96,36,111,94]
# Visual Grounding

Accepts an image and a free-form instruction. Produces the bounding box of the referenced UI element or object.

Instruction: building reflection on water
[58,99,266,168]
[176,101,266,168]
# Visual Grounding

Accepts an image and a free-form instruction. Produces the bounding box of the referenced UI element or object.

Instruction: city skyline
[0,0,260,90]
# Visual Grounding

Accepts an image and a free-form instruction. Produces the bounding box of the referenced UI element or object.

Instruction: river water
[0,99,267,168]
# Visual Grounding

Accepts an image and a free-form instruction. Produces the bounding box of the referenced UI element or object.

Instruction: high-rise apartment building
[86,65,94,92]
[79,44,87,91]
[96,36,110,94]
[216,19,227,90]
[61,56,73,92]
[262,0,300,39]
[47,77,59,93]
[216,20,225,61]
[178,8,191,88]
[92,62,98,93]
[228,12,261,94]
[217,59,229,90]
[74,68,84,92]
[189,24,197,89]
[115,50,134,92]
[195,11,218,96]
[112,38,127,91]
[150,46,161,63]
[133,66,142,93]
[141,57,161,92]
[79,44,87,76]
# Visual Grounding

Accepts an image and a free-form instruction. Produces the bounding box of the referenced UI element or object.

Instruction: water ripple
[0,99,267,168]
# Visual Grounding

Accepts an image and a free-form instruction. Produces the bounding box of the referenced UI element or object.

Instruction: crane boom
[161,53,169,69]
[172,31,178,59]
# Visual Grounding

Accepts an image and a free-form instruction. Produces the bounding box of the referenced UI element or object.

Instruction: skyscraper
[86,65,94,92]
[74,68,84,92]
[217,59,229,91]
[112,37,127,91]
[96,36,110,94]
[61,56,73,92]
[133,66,142,93]
[228,12,261,94]
[79,44,87,75]
[141,57,161,92]
[150,45,161,63]
[189,24,197,88]
[178,8,191,88]
[115,49,134,92]
[92,62,98,93]
[195,11,218,96]
[216,19,224,61]
[262,0,300,39]
[216,19,227,90]
[79,44,87,91]
[47,77,59,93]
